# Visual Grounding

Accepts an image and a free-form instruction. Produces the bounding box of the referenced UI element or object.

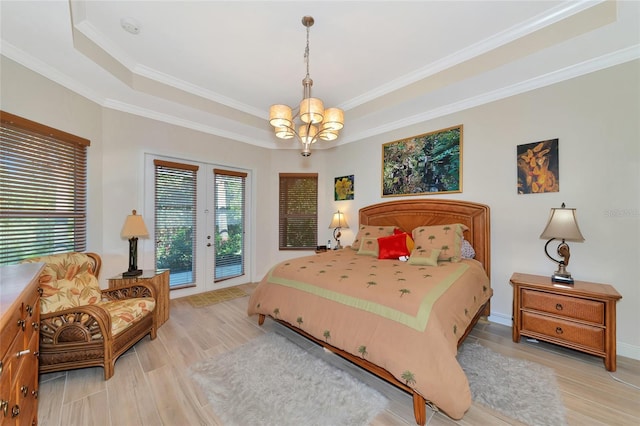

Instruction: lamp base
[122,269,143,277]
[551,262,574,284]
[551,273,574,284]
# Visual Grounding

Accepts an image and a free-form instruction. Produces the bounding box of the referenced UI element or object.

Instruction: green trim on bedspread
[266,263,469,331]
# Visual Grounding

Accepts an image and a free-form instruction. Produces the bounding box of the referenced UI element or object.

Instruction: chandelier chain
[304,25,310,78]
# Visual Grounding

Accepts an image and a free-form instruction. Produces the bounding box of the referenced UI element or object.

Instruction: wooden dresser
[1,262,44,425]
[510,272,622,371]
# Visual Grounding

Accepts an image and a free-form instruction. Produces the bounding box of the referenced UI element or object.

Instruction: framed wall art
[382,125,462,197]
[334,175,354,200]
[517,138,559,194]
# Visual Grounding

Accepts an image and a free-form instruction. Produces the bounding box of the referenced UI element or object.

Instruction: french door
[146,155,251,296]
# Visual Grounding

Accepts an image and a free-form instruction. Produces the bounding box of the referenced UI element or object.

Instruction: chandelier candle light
[121,209,149,277]
[269,16,344,157]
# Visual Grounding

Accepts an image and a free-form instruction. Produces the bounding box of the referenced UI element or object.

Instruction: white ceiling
[1,1,639,150]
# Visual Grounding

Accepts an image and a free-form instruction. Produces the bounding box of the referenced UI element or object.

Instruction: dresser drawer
[522,311,605,352]
[521,288,604,324]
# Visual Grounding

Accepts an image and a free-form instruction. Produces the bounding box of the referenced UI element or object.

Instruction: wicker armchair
[22,252,157,379]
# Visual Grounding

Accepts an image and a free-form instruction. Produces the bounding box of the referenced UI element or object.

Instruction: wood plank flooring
[38,283,640,425]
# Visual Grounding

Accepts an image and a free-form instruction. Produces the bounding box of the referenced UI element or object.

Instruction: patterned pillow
[461,239,476,259]
[351,225,396,250]
[357,237,379,256]
[412,223,469,262]
[408,247,441,266]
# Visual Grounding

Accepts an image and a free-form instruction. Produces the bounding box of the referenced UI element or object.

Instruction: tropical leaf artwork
[517,139,559,194]
[382,125,462,196]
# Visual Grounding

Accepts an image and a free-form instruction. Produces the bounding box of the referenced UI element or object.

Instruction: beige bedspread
[247,248,491,419]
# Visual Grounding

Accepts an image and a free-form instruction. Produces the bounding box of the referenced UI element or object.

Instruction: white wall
[2,55,638,359]
[325,60,640,359]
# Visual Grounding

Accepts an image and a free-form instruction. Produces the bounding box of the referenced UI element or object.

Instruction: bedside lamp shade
[328,211,349,250]
[121,210,149,277]
[540,203,584,284]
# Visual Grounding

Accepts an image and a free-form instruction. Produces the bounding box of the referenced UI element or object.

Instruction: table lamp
[540,203,585,284]
[328,211,349,250]
[121,209,149,277]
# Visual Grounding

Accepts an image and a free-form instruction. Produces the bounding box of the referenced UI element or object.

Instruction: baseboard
[486,312,640,361]
[487,312,512,327]
[617,342,640,361]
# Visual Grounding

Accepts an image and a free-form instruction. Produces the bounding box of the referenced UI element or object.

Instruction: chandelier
[269,16,344,157]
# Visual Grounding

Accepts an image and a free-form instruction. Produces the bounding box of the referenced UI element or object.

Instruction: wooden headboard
[359,199,491,276]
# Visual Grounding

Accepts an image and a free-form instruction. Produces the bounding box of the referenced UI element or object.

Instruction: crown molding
[340,0,606,111]
[342,45,640,144]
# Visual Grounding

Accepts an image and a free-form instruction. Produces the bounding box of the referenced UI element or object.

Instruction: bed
[248,199,491,424]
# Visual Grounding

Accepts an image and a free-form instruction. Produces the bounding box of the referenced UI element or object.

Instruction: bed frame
[258,199,491,425]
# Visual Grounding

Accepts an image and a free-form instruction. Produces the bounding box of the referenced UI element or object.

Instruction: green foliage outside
[156,227,193,273]
[215,223,243,257]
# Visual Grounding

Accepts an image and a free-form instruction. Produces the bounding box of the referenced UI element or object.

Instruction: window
[214,169,246,281]
[154,160,198,288]
[0,111,89,265]
[279,173,318,250]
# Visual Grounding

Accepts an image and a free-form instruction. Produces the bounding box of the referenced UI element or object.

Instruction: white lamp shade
[319,129,339,141]
[328,211,349,229]
[121,210,149,238]
[269,105,293,128]
[275,126,295,139]
[540,206,584,241]
[299,124,318,144]
[322,108,344,131]
[299,97,324,124]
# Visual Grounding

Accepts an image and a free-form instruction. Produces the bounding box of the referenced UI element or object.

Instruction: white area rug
[458,342,567,426]
[189,332,388,426]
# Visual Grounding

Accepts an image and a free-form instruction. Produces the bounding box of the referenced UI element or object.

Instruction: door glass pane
[154,161,198,288]
[214,169,245,281]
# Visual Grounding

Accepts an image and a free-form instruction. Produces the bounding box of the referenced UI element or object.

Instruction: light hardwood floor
[38,283,640,426]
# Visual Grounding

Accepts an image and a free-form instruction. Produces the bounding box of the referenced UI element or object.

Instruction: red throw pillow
[377,233,411,259]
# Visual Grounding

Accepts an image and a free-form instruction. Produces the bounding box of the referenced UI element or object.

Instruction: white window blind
[214,169,246,282]
[154,160,198,288]
[279,173,318,250]
[0,111,89,265]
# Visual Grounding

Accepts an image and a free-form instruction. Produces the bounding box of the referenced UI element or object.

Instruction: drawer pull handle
[17,319,26,331]
[37,287,43,296]
[555,327,564,335]
[26,305,33,316]
[32,321,39,330]
[32,389,39,399]
[1,400,8,416]
[16,349,30,358]
[555,303,563,311]
[20,386,28,397]
[11,404,19,418]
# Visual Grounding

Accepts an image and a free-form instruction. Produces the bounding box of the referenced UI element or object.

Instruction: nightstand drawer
[521,311,605,352]
[521,288,604,324]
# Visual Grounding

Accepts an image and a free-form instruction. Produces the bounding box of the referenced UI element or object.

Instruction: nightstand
[510,272,622,371]
[108,269,170,327]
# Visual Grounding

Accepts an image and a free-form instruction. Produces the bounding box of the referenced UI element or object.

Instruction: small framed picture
[334,175,354,200]
[517,138,559,194]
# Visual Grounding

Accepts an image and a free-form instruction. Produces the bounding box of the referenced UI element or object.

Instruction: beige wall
[2,56,638,359]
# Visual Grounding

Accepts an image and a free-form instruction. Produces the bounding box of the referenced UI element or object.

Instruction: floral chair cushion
[97,298,157,336]
[22,252,102,314]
